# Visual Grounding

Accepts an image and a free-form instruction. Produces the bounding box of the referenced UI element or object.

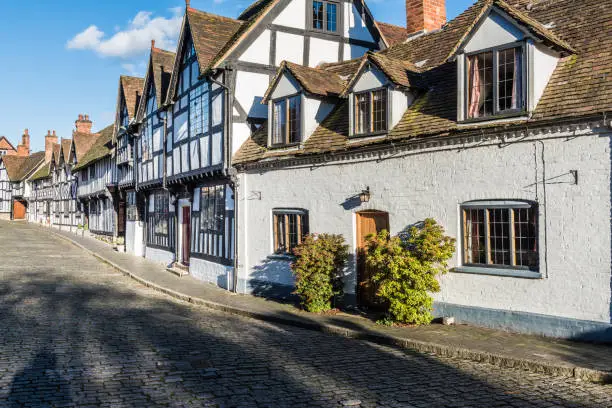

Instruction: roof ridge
[187,7,244,24]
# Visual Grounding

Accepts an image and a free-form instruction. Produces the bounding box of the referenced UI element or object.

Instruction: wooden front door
[13,200,26,220]
[182,207,191,266]
[356,211,390,309]
[117,200,126,235]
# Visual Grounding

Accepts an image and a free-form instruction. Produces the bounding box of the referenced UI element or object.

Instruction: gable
[271,72,301,100]
[352,64,389,93]
[464,10,525,53]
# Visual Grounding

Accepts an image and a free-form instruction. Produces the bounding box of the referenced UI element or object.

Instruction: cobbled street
[0,222,610,408]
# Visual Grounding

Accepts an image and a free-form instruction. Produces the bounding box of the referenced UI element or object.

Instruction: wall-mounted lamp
[360,187,371,203]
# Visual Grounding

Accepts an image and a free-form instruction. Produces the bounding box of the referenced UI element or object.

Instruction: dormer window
[312,1,338,33]
[272,95,301,146]
[466,44,524,120]
[354,89,388,136]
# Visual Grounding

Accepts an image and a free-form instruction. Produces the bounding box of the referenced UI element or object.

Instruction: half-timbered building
[233,0,612,341]
[133,43,176,264]
[49,138,81,231]
[0,151,45,221]
[0,136,17,157]
[114,76,145,255]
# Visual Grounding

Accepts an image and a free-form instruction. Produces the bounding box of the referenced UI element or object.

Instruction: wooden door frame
[177,200,191,266]
[355,210,390,309]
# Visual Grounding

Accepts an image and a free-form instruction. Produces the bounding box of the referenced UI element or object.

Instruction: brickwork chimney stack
[16,129,31,157]
[406,0,446,35]
[45,130,58,162]
[75,114,93,134]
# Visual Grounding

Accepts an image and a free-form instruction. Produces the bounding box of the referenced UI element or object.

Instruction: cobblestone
[0,221,611,407]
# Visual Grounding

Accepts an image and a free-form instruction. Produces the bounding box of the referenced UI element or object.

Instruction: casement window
[466,45,524,119]
[312,0,338,33]
[120,101,129,129]
[273,209,309,255]
[192,184,234,263]
[200,185,225,233]
[272,95,301,146]
[462,201,538,270]
[152,192,169,237]
[354,89,388,135]
[89,166,96,180]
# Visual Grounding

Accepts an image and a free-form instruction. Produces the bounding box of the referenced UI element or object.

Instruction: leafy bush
[365,219,455,325]
[291,234,349,313]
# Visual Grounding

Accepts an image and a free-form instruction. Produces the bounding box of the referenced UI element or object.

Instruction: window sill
[452,266,542,279]
[268,143,301,151]
[267,254,295,261]
[458,110,528,125]
[349,131,388,139]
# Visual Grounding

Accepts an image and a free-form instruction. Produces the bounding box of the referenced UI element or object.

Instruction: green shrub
[291,234,349,313]
[365,219,455,325]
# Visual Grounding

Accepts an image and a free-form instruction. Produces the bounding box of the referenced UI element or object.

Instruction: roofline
[0,136,17,151]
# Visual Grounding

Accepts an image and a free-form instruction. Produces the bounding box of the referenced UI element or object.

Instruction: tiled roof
[52,144,61,165]
[376,22,408,47]
[0,136,16,152]
[3,152,45,182]
[237,0,275,21]
[120,76,145,119]
[61,139,72,163]
[263,61,347,103]
[73,131,100,163]
[234,0,611,165]
[187,8,244,76]
[29,161,51,181]
[152,47,176,110]
[73,125,114,171]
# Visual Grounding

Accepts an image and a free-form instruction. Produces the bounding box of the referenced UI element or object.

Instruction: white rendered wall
[145,246,175,266]
[273,0,306,30]
[237,129,612,324]
[309,38,339,68]
[344,2,376,42]
[390,89,413,129]
[344,43,370,61]
[303,96,335,140]
[238,30,271,64]
[532,43,560,108]
[276,32,304,66]
[464,11,524,53]
[190,257,234,290]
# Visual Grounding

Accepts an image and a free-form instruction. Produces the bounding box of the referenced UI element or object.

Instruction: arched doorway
[356,210,389,309]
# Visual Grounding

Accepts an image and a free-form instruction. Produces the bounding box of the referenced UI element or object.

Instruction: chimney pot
[151,39,156,49]
[24,129,28,135]
[53,130,56,136]
[79,114,84,120]
[186,0,190,8]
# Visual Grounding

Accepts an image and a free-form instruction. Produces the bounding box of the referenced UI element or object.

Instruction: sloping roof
[61,139,72,163]
[376,22,408,47]
[72,125,114,171]
[237,0,275,21]
[29,161,51,181]
[3,152,45,182]
[73,131,100,162]
[52,144,61,165]
[0,136,16,152]
[152,47,175,109]
[234,0,611,165]
[263,62,347,103]
[120,76,145,119]
[188,8,244,76]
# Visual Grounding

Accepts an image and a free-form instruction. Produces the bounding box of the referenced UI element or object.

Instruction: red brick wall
[406,0,446,34]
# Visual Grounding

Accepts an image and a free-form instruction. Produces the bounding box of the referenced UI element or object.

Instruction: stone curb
[48,228,612,385]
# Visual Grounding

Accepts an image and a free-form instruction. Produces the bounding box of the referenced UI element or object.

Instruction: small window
[200,185,225,233]
[89,166,96,179]
[272,95,301,146]
[462,201,538,270]
[354,89,388,136]
[312,1,338,33]
[273,209,309,255]
[466,45,524,119]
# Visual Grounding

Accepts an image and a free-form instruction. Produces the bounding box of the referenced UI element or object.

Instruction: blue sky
[0,0,475,152]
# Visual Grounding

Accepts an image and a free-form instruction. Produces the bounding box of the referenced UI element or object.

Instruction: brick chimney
[45,130,58,162]
[16,129,31,157]
[75,114,93,134]
[406,0,446,35]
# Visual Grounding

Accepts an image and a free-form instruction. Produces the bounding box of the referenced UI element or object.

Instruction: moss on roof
[72,125,114,171]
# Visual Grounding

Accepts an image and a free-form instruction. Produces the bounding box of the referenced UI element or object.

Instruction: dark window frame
[464,41,527,122]
[461,200,539,272]
[272,209,309,256]
[271,93,302,147]
[352,87,389,137]
[311,0,339,33]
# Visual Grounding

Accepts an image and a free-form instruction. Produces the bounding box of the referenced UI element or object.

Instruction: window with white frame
[354,89,388,136]
[466,44,524,119]
[312,0,338,33]
[272,95,301,146]
[462,201,538,270]
[273,209,309,255]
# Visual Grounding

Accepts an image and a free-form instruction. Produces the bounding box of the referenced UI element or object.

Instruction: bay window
[462,201,538,271]
[354,89,388,136]
[466,45,524,119]
[272,95,301,146]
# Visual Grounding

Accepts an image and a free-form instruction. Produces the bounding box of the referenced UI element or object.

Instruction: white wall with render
[237,127,612,326]
[145,246,175,266]
[309,37,340,67]
[343,2,376,43]
[238,30,271,65]
[273,0,306,30]
[190,257,234,290]
[276,32,304,66]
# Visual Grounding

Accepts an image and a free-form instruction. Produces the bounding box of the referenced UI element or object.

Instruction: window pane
[288,96,301,143]
[514,208,538,268]
[498,48,520,112]
[313,1,324,30]
[273,99,287,144]
[372,90,387,132]
[326,3,337,32]
[489,208,511,266]
[464,209,486,264]
[467,52,493,118]
[355,93,370,135]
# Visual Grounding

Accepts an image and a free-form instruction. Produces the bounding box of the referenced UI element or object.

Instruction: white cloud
[66,8,183,59]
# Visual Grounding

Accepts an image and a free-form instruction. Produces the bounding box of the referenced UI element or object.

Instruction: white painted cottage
[233,0,612,342]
